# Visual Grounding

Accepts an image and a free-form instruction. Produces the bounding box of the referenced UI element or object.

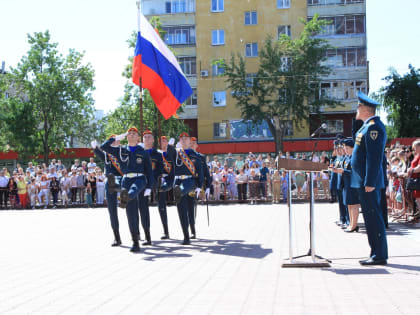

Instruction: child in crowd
[27,178,38,209]
[85,182,93,207]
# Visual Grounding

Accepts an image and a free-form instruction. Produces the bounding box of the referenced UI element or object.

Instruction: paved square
[1,202,420,315]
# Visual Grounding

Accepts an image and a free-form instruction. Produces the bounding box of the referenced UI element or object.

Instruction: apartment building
[142,0,368,152]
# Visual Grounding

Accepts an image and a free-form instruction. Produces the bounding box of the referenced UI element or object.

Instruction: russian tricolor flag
[132,12,193,119]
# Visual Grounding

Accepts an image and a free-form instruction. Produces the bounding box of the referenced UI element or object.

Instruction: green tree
[218,15,340,152]
[100,17,188,144]
[0,31,95,163]
[378,65,420,138]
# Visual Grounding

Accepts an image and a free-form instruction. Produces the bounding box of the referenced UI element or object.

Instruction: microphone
[311,123,327,137]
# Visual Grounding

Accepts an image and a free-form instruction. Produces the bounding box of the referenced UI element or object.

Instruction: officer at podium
[351,92,388,266]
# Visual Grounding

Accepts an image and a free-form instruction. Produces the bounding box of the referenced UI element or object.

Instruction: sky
[1,0,420,116]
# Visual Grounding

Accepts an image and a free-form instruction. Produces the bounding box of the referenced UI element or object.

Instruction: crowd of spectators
[0,158,106,209]
[0,139,419,215]
[205,151,332,204]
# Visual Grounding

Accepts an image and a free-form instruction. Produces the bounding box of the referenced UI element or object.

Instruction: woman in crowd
[96,169,106,205]
[8,176,18,208]
[49,175,60,208]
[17,175,28,209]
[212,168,222,201]
[70,171,78,204]
[85,182,93,207]
[38,174,50,208]
[86,172,97,204]
[407,140,420,214]
[236,168,248,201]
[271,170,281,203]
[248,169,260,205]
[60,170,70,206]
[280,171,289,203]
[27,178,38,209]
[294,170,306,199]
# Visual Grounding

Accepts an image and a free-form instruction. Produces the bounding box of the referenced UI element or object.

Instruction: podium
[278,159,331,268]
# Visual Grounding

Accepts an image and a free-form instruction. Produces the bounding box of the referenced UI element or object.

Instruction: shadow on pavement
[136,239,273,261]
[385,263,420,272]
[325,268,390,275]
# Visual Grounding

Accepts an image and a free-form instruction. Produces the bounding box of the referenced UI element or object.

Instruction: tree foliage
[378,65,420,138]
[0,31,96,163]
[218,15,340,152]
[100,17,188,144]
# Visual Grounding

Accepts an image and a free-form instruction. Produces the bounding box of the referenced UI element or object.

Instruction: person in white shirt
[38,174,50,208]
[212,168,222,201]
[87,157,97,174]
[96,169,106,204]
[0,170,9,208]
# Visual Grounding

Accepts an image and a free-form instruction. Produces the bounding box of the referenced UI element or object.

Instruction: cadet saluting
[91,135,124,247]
[173,132,203,245]
[351,92,388,266]
[100,127,154,253]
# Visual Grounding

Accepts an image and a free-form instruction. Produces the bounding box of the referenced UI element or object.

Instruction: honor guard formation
[91,128,208,252]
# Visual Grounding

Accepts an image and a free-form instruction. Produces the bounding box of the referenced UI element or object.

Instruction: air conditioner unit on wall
[200,70,208,77]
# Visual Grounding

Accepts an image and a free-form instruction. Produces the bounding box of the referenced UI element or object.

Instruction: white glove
[144,188,151,196]
[115,132,127,141]
[205,188,210,199]
[139,142,144,148]
[195,188,201,199]
[176,142,182,149]
[90,140,97,149]
[168,137,175,145]
[161,177,166,184]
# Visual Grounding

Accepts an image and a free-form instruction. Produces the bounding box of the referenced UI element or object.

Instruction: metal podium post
[282,171,331,268]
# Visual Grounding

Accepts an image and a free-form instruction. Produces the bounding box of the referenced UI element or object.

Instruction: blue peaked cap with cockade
[357,91,380,108]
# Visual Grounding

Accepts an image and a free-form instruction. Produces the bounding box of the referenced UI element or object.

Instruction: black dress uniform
[138,146,164,245]
[351,92,388,265]
[336,147,350,227]
[101,130,154,252]
[158,140,175,239]
[94,145,124,246]
[174,136,203,245]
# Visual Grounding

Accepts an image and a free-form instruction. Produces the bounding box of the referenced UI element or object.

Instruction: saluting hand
[365,186,375,192]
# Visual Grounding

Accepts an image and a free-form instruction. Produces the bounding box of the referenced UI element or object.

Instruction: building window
[211,0,224,12]
[324,47,366,68]
[4,92,9,99]
[278,88,288,104]
[213,91,226,107]
[308,0,364,5]
[213,122,227,138]
[163,26,195,45]
[178,56,196,76]
[211,30,225,45]
[278,25,291,38]
[245,43,258,57]
[326,120,344,134]
[185,88,197,105]
[143,0,194,14]
[245,11,257,25]
[319,80,367,100]
[277,0,291,9]
[318,15,365,36]
[280,57,289,71]
[212,63,225,76]
[245,73,257,87]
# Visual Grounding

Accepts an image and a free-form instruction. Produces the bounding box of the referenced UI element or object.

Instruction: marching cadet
[139,129,163,246]
[91,135,124,247]
[158,136,175,239]
[351,92,388,266]
[100,127,154,253]
[334,139,350,229]
[335,138,360,233]
[173,132,203,245]
[190,137,211,238]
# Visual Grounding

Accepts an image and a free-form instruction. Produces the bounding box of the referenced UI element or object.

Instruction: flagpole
[136,1,144,135]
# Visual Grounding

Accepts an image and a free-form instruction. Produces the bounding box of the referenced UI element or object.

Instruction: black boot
[190,224,196,239]
[181,227,190,245]
[161,223,169,239]
[130,233,140,252]
[111,230,122,246]
[142,229,152,246]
